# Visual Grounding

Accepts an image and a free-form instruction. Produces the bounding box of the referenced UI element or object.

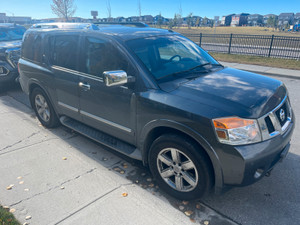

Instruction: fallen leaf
[23,222,29,225]
[6,184,14,190]
[103,158,108,161]
[62,157,67,160]
[9,208,16,213]
[203,221,209,225]
[179,206,184,210]
[7,219,12,222]
[196,204,201,209]
[120,170,125,174]
[122,192,128,197]
[24,188,29,192]
[17,176,22,180]
[3,206,9,211]
[184,210,193,217]
[146,178,152,182]
[182,200,189,205]
[123,165,128,169]
[113,167,121,172]
[19,181,24,184]
[25,215,32,220]
[60,186,65,190]
[135,180,139,183]
[148,183,154,188]
[190,218,196,223]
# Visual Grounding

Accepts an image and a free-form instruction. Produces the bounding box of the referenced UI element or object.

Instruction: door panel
[78,36,136,144]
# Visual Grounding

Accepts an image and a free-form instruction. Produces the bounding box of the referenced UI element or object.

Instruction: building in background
[221,14,235,26]
[278,13,294,27]
[231,13,249,26]
[0,13,31,24]
[247,14,263,26]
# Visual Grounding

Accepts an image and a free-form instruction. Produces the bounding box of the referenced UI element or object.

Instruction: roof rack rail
[94,22,149,28]
[30,22,99,30]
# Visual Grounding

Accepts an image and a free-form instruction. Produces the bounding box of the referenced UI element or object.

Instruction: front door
[78,36,136,144]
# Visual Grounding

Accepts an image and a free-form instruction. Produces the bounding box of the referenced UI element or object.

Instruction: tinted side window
[81,37,131,76]
[22,33,42,63]
[49,35,79,70]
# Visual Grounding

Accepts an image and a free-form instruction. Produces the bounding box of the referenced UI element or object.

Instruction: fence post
[268,35,274,57]
[228,33,233,54]
[199,33,202,47]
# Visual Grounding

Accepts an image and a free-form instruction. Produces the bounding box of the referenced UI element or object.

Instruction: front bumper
[216,112,295,187]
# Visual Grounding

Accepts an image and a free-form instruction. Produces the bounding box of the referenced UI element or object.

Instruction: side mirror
[103,70,135,87]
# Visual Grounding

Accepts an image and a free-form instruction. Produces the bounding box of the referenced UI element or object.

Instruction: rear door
[77,35,137,144]
[49,33,81,121]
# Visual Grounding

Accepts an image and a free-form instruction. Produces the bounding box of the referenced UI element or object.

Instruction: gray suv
[18,23,295,200]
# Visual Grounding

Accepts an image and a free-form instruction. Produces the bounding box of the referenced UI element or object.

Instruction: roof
[279,13,294,17]
[98,26,176,41]
[27,23,177,41]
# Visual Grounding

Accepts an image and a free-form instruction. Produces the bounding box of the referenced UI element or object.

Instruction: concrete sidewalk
[220,61,300,79]
[0,95,235,225]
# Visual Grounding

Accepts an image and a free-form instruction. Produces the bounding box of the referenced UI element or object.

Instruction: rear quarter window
[22,33,43,63]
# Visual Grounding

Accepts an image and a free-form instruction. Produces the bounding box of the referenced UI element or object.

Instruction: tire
[148,134,213,200]
[30,87,60,128]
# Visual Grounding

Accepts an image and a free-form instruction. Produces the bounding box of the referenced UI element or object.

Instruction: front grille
[258,96,292,141]
[275,102,289,126]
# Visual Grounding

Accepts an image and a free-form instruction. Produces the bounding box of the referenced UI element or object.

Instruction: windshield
[126,35,219,81]
[0,27,26,42]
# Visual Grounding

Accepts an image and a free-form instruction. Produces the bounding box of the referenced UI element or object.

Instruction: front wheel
[149,134,213,200]
[30,87,60,128]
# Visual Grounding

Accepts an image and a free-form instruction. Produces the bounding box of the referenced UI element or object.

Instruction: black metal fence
[181,33,300,60]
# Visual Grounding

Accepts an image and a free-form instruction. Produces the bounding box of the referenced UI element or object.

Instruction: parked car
[18,23,295,200]
[0,23,25,85]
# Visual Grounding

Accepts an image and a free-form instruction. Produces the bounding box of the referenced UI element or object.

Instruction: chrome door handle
[79,82,90,90]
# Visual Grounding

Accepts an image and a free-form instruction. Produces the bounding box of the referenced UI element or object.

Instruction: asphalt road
[1,75,299,225]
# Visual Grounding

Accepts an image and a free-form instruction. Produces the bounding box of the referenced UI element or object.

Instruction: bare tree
[138,0,141,18]
[51,0,76,22]
[107,0,112,21]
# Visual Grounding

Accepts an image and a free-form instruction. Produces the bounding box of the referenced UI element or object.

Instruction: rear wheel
[149,134,213,200]
[30,87,60,128]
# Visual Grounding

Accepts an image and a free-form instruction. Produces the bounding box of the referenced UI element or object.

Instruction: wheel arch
[140,119,224,191]
[28,80,59,117]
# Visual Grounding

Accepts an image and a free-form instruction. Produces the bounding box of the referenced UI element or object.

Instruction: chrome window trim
[257,94,292,141]
[52,65,103,82]
[80,110,132,133]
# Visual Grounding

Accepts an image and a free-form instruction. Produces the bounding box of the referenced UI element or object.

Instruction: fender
[139,119,224,191]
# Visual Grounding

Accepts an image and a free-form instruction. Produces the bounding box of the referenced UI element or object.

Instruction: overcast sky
[1,0,299,19]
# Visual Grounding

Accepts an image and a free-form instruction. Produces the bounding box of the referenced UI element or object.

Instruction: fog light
[254,169,264,179]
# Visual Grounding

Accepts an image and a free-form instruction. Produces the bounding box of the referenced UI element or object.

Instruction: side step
[60,116,142,161]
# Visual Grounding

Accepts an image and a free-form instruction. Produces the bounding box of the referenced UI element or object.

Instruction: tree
[157,13,163,28]
[267,16,278,29]
[51,0,76,22]
[107,0,112,21]
[187,13,193,29]
[138,0,141,18]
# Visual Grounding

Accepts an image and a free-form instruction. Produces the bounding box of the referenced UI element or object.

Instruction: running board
[60,116,142,161]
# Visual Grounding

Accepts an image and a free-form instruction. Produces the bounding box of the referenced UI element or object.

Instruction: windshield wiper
[157,62,212,81]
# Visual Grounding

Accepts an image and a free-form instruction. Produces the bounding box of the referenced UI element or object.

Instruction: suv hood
[165,67,286,118]
[0,40,22,50]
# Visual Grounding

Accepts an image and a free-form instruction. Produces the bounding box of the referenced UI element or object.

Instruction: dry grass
[209,52,300,70]
[170,26,300,37]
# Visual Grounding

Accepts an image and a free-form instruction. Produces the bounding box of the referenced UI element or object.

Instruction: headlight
[213,117,262,145]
